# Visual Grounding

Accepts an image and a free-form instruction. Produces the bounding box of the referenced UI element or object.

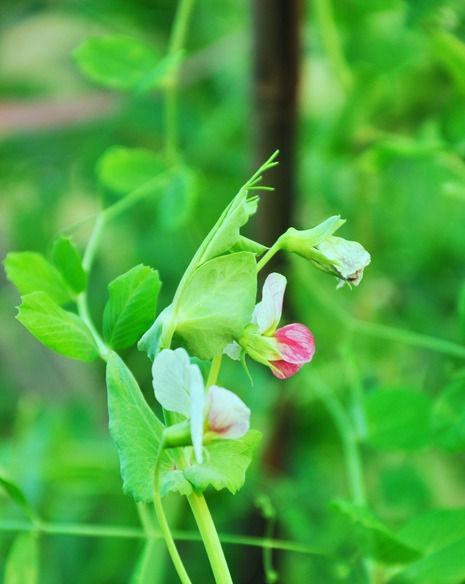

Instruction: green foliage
[398,508,465,554]
[459,283,465,340]
[97,146,165,195]
[158,165,197,231]
[173,252,257,359]
[0,475,36,521]
[4,252,74,305]
[363,389,432,451]
[51,236,87,293]
[431,379,465,451]
[106,351,163,502]
[4,533,39,584]
[183,430,262,495]
[103,265,161,350]
[73,35,169,92]
[390,539,465,584]
[16,292,98,361]
[332,499,420,565]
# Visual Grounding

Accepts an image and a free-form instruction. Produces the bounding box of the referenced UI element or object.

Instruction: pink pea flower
[225,273,315,379]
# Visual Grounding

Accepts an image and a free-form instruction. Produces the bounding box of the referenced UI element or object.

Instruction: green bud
[279,216,370,287]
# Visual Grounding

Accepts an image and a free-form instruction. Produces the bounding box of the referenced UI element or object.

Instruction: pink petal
[206,386,250,439]
[275,323,316,364]
[270,360,302,379]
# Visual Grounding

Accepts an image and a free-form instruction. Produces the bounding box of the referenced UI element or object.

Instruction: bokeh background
[2,1,465,582]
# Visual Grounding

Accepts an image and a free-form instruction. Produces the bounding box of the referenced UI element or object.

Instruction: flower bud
[279,216,370,287]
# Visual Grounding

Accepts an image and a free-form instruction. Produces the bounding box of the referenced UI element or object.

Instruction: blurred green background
[2,0,465,582]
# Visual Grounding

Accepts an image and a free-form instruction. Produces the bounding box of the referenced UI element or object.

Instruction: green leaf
[74,35,160,92]
[103,265,161,350]
[196,190,259,265]
[51,236,87,293]
[459,283,465,341]
[363,388,432,451]
[231,236,268,256]
[398,508,465,554]
[389,538,465,584]
[332,499,420,565]
[4,252,74,305]
[173,252,257,359]
[97,146,165,195]
[158,166,197,231]
[16,292,98,361]
[431,379,465,452]
[4,533,39,584]
[0,475,36,521]
[183,430,261,495]
[160,466,193,498]
[106,352,164,502]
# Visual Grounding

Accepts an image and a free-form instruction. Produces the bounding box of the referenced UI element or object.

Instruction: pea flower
[152,348,250,463]
[225,273,315,379]
[279,216,371,288]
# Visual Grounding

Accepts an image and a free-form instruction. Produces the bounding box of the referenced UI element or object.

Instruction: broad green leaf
[103,265,161,350]
[332,499,420,565]
[4,252,74,305]
[74,35,159,91]
[183,430,261,495]
[106,352,164,502]
[160,467,193,498]
[4,533,39,584]
[17,292,98,361]
[389,538,465,584]
[0,475,36,521]
[158,166,197,231]
[97,146,165,195]
[398,508,465,554]
[431,379,465,451]
[173,252,257,359]
[51,236,87,293]
[363,388,432,451]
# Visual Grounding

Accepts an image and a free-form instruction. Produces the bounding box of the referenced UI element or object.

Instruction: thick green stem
[187,493,233,584]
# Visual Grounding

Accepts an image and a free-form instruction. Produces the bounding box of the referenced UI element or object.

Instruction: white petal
[189,365,206,463]
[252,273,287,335]
[152,348,193,417]
[223,341,242,361]
[317,236,371,285]
[206,385,250,439]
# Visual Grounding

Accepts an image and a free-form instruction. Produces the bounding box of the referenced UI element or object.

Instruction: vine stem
[165,0,196,161]
[153,443,193,584]
[184,353,233,583]
[187,494,233,584]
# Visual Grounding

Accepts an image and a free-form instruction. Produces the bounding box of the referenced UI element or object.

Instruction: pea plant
[4,139,370,582]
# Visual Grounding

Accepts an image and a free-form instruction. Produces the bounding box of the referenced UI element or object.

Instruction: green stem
[77,292,109,361]
[206,354,222,387]
[187,493,233,584]
[0,519,324,555]
[165,0,196,161]
[256,240,282,272]
[313,0,353,92]
[153,444,193,584]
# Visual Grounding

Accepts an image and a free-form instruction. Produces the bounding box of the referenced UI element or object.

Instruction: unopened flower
[152,348,250,463]
[225,273,315,379]
[279,215,371,287]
